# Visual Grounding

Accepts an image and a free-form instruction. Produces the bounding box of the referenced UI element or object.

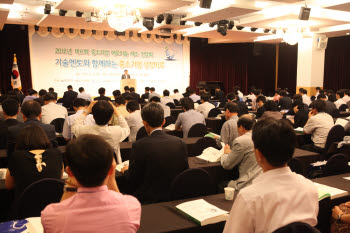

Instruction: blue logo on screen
[165,47,175,60]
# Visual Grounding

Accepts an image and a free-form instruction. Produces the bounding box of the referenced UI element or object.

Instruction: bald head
[237,114,255,135]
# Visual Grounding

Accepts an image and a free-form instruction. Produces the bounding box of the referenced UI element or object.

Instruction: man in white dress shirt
[172,89,183,102]
[189,90,201,103]
[343,89,350,104]
[77,87,92,102]
[72,100,130,164]
[62,98,95,140]
[196,93,214,118]
[223,119,319,233]
[335,90,346,109]
[125,100,143,143]
[160,90,174,106]
[148,87,160,101]
[41,93,68,124]
[299,88,311,106]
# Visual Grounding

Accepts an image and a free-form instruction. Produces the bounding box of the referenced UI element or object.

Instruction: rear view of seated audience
[77,87,92,102]
[121,103,189,204]
[0,99,20,149]
[141,87,150,101]
[291,100,309,129]
[94,87,111,102]
[8,100,58,157]
[278,90,292,110]
[41,134,141,233]
[113,89,121,100]
[125,100,143,143]
[223,119,319,233]
[129,87,140,102]
[220,102,239,147]
[62,98,95,140]
[175,97,206,138]
[161,89,174,105]
[72,101,130,164]
[189,89,201,103]
[196,93,214,118]
[258,100,283,121]
[318,93,337,116]
[303,100,334,153]
[22,88,38,104]
[148,87,160,101]
[150,96,170,117]
[6,125,63,200]
[62,85,78,109]
[41,93,68,124]
[48,88,57,100]
[221,114,262,191]
[122,86,131,98]
[172,89,183,101]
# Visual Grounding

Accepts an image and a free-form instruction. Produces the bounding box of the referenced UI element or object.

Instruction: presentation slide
[30,33,187,97]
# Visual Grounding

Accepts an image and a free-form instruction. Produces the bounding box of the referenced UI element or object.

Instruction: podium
[120,79,137,93]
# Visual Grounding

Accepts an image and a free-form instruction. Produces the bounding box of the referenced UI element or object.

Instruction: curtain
[0,24,32,94]
[324,36,350,91]
[278,43,298,95]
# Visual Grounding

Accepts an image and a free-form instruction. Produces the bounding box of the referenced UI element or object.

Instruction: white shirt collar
[150,128,162,135]
[253,166,291,184]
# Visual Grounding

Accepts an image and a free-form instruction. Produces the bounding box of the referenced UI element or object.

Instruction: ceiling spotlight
[104,31,108,36]
[250,27,258,32]
[209,22,217,27]
[347,33,350,35]
[143,17,154,31]
[59,27,64,33]
[166,14,173,24]
[194,22,202,26]
[264,29,270,33]
[92,30,96,35]
[44,4,51,14]
[69,28,74,33]
[180,20,186,26]
[299,6,311,21]
[156,14,164,24]
[228,21,234,30]
[59,9,67,16]
[47,27,52,32]
[76,11,84,17]
[236,26,244,30]
[80,29,85,34]
[34,25,39,31]
[199,0,212,9]
[217,24,227,36]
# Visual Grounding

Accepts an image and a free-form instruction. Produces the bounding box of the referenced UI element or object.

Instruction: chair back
[218,102,226,108]
[50,118,65,133]
[15,178,64,219]
[324,125,345,158]
[192,137,220,157]
[208,108,222,117]
[330,108,340,118]
[136,126,148,141]
[166,102,176,109]
[288,157,304,175]
[174,99,180,106]
[164,116,176,128]
[324,153,350,176]
[169,168,216,201]
[188,123,208,138]
[272,222,321,233]
[339,104,348,112]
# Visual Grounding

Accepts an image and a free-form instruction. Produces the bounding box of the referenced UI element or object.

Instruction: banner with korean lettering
[30,33,187,97]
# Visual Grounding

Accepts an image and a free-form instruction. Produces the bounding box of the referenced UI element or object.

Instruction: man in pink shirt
[41,134,141,233]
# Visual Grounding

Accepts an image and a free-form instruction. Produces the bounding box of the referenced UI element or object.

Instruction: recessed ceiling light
[347,33,350,35]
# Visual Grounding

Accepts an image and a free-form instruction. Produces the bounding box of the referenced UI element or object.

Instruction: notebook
[176,199,229,226]
[196,142,225,163]
[335,118,349,128]
[165,124,175,131]
[313,182,348,200]
[205,132,220,139]
[0,217,43,233]
[294,127,304,133]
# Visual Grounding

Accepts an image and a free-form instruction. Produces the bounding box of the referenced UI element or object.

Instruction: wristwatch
[337,213,345,223]
[64,185,77,192]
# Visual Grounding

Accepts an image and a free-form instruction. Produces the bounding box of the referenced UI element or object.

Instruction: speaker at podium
[120,79,137,93]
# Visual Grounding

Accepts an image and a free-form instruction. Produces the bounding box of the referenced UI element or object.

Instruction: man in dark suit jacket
[0,99,20,149]
[318,94,337,116]
[121,103,189,204]
[121,69,131,79]
[94,87,111,101]
[129,87,140,102]
[48,87,58,100]
[62,85,78,109]
[278,91,292,110]
[141,87,150,101]
[227,93,248,117]
[7,100,57,158]
[213,87,225,101]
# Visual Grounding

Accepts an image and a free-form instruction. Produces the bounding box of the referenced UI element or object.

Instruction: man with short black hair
[221,114,261,190]
[122,86,131,98]
[77,87,92,102]
[150,96,170,117]
[196,93,214,118]
[148,87,160,101]
[161,89,174,105]
[277,90,292,110]
[8,100,57,156]
[223,119,318,233]
[41,93,68,124]
[189,89,201,103]
[125,100,143,142]
[115,96,129,118]
[121,69,131,79]
[62,98,95,140]
[141,87,150,101]
[315,87,321,97]
[41,134,141,233]
[129,87,140,102]
[172,89,183,101]
[175,98,206,138]
[94,87,111,101]
[213,87,225,101]
[317,93,336,115]
[0,99,20,149]
[335,90,346,109]
[62,85,78,109]
[227,93,248,117]
[343,89,350,103]
[303,99,334,152]
[72,101,130,163]
[22,89,38,104]
[299,88,311,106]
[122,103,189,203]
[220,102,239,147]
[113,90,121,99]
[255,95,266,119]
[48,87,57,100]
